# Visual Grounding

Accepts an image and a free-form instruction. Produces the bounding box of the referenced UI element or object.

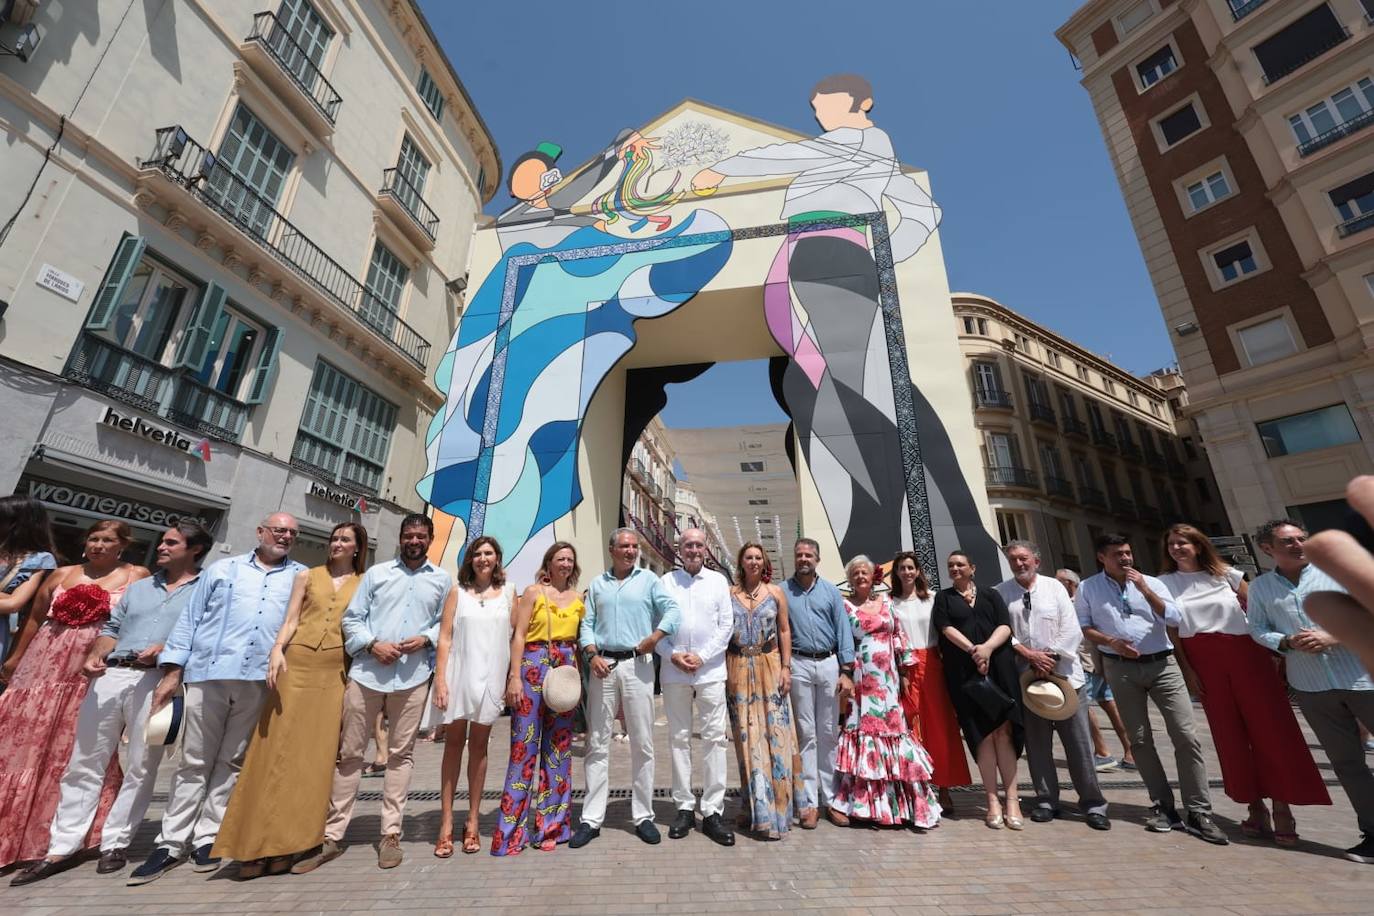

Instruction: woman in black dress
[932,550,1024,830]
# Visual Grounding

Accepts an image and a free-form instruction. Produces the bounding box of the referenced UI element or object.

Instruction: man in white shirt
[997,542,1109,830]
[657,529,735,847]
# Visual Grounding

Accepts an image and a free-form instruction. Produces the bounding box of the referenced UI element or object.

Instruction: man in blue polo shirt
[573,527,680,848]
[784,537,854,828]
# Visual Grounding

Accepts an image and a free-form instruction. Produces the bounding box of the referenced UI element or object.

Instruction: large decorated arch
[418,82,1002,584]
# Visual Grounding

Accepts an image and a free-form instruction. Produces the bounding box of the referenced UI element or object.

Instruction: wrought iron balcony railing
[1261,27,1350,85]
[1061,415,1088,437]
[1337,211,1374,239]
[1143,447,1167,470]
[1229,0,1269,22]
[246,11,342,124]
[1298,107,1374,156]
[66,334,249,441]
[1080,486,1107,509]
[1112,496,1137,518]
[380,168,440,241]
[1118,441,1143,462]
[1046,476,1075,500]
[143,127,430,369]
[985,465,1039,489]
[974,386,1013,409]
[1029,402,1057,425]
[1091,427,1117,449]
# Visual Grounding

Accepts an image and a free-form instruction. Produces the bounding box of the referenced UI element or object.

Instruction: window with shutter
[293,360,398,493]
[210,105,295,239]
[272,0,332,90]
[173,282,228,369]
[85,234,147,330]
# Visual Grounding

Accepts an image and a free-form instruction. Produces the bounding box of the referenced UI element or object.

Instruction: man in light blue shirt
[1248,518,1373,865]
[131,514,304,884]
[571,527,679,848]
[783,537,855,828]
[1075,533,1224,845]
[303,514,452,873]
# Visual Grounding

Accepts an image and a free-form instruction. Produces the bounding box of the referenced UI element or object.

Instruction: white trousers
[582,655,656,828]
[155,679,267,854]
[662,680,729,817]
[47,667,164,856]
[789,654,839,811]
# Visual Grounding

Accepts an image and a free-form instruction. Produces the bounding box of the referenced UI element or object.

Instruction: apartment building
[1057,0,1374,537]
[0,1,497,565]
[955,293,1227,573]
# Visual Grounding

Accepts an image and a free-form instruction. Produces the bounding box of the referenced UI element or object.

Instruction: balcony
[1061,415,1088,438]
[1337,211,1374,239]
[1080,486,1107,509]
[1118,440,1143,462]
[1090,427,1117,450]
[629,458,648,484]
[1140,504,1164,527]
[1298,107,1374,157]
[139,127,430,374]
[66,334,249,441]
[974,386,1013,410]
[1260,26,1350,86]
[241,11,342,139]
[1112,496,1137,519]
[1166,453,1186,475]
[1143,447,1167,470]
[378,168,439,250]
[1229,0,1270,21]
[1046,475,1076,500]
[985,465,1039,490]
[628,511,675,564]
[1028,402,1057,426]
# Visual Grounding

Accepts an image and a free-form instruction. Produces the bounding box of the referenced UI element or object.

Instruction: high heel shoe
[1005,801,1024,830]
[985,812,1004,829]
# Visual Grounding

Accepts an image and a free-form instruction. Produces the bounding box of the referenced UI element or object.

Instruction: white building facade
[0,0,497,565]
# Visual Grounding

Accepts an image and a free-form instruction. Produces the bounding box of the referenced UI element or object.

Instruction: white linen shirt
[1157,568,1248,639]
[996,574,1085,688]
[343,557,453,693]
[656,566,733,686]
[890,594,937,650]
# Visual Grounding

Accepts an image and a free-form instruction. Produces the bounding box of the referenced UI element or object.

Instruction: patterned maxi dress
[0,583,125,866]
[724,593,802,839]
[831,595,941,827]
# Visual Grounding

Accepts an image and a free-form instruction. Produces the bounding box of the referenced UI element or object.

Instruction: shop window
[1257,404,1361,457]
[293,360,399,494]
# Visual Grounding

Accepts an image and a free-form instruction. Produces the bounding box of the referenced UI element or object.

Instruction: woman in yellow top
[490,540,584,855]
[214,522,365,877]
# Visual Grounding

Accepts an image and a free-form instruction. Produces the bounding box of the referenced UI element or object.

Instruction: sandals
[433,832,454,859]
[461,827,481,855]
[1240,810,1273,839]
[1273,813,1299,848]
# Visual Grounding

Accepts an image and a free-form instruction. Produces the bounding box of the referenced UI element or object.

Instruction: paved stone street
[4,695,1370,915]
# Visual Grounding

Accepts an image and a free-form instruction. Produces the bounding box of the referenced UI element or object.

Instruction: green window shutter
[244,326,282,404]
[85,234,146,330]
[172,282,228,368]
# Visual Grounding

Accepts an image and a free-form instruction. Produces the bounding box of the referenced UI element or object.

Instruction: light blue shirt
[343,557,452,692]
[783,576,855,666]
[580,566,680,652]
[101,569,202,657]
[1247,565,1372,693]
[1074,570,1181,658]
[160,552,306,683]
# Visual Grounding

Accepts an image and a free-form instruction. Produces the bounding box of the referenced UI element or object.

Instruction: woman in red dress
[0,520,148,869]
[888,551,970,813]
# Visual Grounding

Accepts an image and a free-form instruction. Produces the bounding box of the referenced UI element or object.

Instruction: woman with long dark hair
[889,550,969,812]
[0,519,148,868]
[1159,523,1329,846]
[932,550,1024,830]
[215,521,367,877]
[0,496,58,674]
[725,542,801,839]
[433,535,513,857]
[491,540,582,856]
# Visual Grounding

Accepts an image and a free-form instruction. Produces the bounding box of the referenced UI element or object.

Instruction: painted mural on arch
[417,75,1001,578]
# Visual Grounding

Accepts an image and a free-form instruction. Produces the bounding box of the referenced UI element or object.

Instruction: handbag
[539,587,582,714]
[964,674,1016,720]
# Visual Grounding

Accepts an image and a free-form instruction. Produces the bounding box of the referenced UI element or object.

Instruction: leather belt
[1106,649,1173,664]
[793,648,834,660]
[728,640,778,657]
[601,649,638,661]
[107,655,156,670]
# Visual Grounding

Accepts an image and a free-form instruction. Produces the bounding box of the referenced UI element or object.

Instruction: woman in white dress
[433,536,513,856]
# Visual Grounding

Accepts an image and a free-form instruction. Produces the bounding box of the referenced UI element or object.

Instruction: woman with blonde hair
[1159,523,1328,846]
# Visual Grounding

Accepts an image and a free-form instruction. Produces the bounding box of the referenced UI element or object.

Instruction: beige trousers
[324,679,429,841]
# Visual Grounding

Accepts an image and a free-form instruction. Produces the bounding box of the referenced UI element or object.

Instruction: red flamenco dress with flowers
[830,595,942,827]
[0,582,126,867]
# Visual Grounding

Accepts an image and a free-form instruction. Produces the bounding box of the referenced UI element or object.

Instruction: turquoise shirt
[580,566,680,652]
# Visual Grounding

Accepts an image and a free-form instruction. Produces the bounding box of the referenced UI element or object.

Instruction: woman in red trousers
[1159,524,1330,846]
[888,551,970,813]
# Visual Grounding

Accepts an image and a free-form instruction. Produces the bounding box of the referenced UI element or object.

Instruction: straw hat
[144,693,185,746]
[1019,669,1079,722]
[543,665,582,714]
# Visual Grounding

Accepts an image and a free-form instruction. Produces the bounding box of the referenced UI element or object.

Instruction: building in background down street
[1057,0,1374,542]
[0,0,497,565]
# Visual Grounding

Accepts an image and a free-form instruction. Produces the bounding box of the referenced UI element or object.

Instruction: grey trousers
[1025,688,1108,816]
[1294,688,1374,835]
[1102,654,1211,815]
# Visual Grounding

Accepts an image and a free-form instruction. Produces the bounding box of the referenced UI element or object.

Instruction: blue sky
[420,0,1171,427]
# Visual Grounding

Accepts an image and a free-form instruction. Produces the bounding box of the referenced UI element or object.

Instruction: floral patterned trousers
[490,643,576,856]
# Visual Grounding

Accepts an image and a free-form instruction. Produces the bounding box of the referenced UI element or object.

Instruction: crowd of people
[1,497,1371,889]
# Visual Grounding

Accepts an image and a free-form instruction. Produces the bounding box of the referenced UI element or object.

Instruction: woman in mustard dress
[491,541,584,855]
[214,522,365,877]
